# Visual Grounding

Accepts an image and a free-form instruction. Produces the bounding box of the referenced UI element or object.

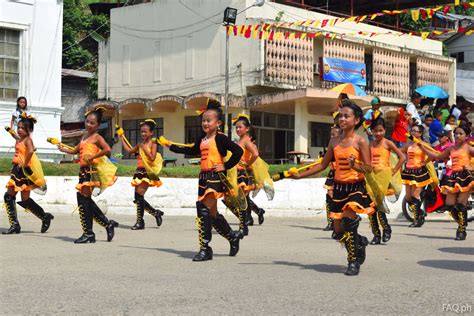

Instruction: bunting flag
[234,1,474,31]
[228,23,472,42]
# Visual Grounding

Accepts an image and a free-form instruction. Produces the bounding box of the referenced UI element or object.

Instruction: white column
[294,99,309,153]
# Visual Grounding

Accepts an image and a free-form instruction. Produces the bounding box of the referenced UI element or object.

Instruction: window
[451,52,465,64]
[121,118,163,159]
[250,111,263,126]
[0,28,20,101]
[310,122,332,147]
[185,116,202,158]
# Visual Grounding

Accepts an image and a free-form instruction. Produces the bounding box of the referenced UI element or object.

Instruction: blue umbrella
[415,85,449,99]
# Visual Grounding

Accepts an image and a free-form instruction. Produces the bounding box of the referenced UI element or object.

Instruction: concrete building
[0,0,63,161]
[96,0,456,165]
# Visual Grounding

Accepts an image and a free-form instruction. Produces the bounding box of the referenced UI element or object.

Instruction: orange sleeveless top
[12,141,28,166]
[200,137,223,171]
[371,144,391,169]
[451,145,471,172]
[137,142,153,169]
[79,141,100,167]
[334,145,364,183]
[237,144,251,170]
[406,144,426,169]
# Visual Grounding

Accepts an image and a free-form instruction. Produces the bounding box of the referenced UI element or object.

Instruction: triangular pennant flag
[371,14,378,20]
[411,10,420,22]
[421,32,430,40]
[466,30,473,36]
[427,9,433,18]
[321,19,329,27]
[313,20,321,27]
[463,3,469,9]
[359,15,367,22]
[269,31,275,41]
[420,9,427,20]
[443,5,451,14]
[233,25,238,36]
[301,33,307,39]
[227,26,232,36]
[244,25,252,38]
[331,33,337,40]
[455,0,460,5]
[347,16,357,22]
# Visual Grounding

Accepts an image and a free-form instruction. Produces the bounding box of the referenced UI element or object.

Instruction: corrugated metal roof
[62,69,94,79]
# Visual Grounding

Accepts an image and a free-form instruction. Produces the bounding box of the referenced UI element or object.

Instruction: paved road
[0,213,472,315]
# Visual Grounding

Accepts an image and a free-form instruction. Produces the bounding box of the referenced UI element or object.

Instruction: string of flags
[227,1,474,41]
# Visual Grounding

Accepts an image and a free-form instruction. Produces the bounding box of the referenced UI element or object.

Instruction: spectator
[434,130,454,154]
[444,115,457,142]
[450,102,462,123]
[422,114,433,142]
[406,92,422,125]
[459,103,471,126]
[429,110,444,146]
[392,107,411,148]
[363,96,383,141]
[434,98,450,125]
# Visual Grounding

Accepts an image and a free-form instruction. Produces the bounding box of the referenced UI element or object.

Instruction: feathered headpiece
[232,113,251,124]
[20,112,37,124]
[84,106,106,117]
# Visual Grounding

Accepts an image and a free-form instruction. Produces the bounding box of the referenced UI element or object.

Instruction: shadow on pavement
[402,233,455,240]
[118,246,228,259]
[272,260,346,273]
[438,247,474,256]
[417,260,474,272]
[288,225,326,231]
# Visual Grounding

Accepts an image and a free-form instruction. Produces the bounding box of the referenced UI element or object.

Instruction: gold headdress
[84,106,106,117]
[232,113,251,124]
[20,112,37,124]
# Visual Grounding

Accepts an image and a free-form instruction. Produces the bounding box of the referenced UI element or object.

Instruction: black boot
[223,199,248,237]
[132,192,145,230]
[368,213,381,245]
[18,198,54,233]
[248,197,265,225]
[339,228,359,276]
[342,216,367,271]
[455,204,468,241]
[2,193,21,234]
[144,199,163,227]
[193,202,213,261]
[323,195,334,231]
[377,211,392,243]
[413,198,425,227]
[89,199,118,242]
[408,198,424,228]
[74,193,95,244]
[212,213,241,256]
